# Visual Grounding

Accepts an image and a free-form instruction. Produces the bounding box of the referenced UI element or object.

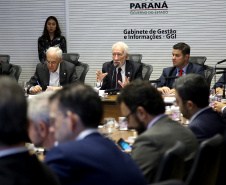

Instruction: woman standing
[38,16,67,63]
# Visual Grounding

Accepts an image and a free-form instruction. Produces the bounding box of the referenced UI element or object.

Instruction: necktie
[178,69,183,76]
[116,68,122,88]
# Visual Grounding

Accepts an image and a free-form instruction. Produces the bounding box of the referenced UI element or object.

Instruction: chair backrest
[203,65,215,88]
[62,53,80,65]
[142,63,153,80]
[154,141,186,182]
[75,62,89,83]
[62,53,89,83]
[150,180,185,185]
[12,64,22,82]
[0,54,10,63]
[216,130,226,185]
[185,134,223,185]
[129,54,142,63]
[189,56,207,66]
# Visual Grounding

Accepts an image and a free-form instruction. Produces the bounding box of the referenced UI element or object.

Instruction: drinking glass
[104,117,116,133]
[22,81,29,96]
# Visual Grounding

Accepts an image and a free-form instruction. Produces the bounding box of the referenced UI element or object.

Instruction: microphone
[164,76,180,80]
[111,64,119,88]
[215,71,226,74]
[105,88,121,95]
[149,79,161,83]
[217,59,226,64]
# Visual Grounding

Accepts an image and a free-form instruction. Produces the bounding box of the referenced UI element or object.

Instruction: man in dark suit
[0,76,60,185]
[174,74,225,143]
[117,79,198,183]
[96,42,143,90]
[157,42,205,94]
[44,83,147,185]
[29,47,78,94]
[212,73,226,94]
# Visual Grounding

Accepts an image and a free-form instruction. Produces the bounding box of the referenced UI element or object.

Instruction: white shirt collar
[76,129,99,141]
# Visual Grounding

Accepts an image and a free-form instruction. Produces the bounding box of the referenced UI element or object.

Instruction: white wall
[0,0,226,87]
[0,0,66,84]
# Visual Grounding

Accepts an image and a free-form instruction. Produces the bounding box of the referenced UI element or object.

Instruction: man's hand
[96,70,108,82]
[213,101,226,113]
[30,85,42,94]
[157,86,171,94]
[46,86,62,92]
[118,77,130,88]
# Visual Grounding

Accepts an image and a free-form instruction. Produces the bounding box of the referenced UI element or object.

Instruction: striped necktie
[116,68,122,88]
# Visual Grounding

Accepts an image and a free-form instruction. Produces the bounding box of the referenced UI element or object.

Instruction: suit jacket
[131,115,198,183]
[157,62,205,89]
[213,73,226,89]
[45,132,147,185]
[0,151,60,185]
[100,60,143,90]
[188,107,225,143]
[29,60,78,91]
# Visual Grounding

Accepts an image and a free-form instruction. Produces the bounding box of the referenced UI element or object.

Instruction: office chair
[150,179,185,185]
[203,65,215,88]
[154,141,186,182]
[189,56,207,66]
[129,54,142,63]
[62,53,89,83]
[216,129,226,185]
[0,54,10,63]
[11,64,22,82]
[185,134,223,185]
[141,63,153,80]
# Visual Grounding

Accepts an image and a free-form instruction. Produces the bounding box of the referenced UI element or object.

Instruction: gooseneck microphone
[217,59,226,65]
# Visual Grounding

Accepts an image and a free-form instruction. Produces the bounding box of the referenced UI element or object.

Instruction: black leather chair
[62,53,89,83]
[129,54,142,63]
[185,134,223,185]
[142,63,153,80]
[216,130,226,185]
[0,54,10,63]
[189,56,207,66]
[203,65,215,88]
[154,141,186,183]
[11,64,22,82]
[150,180,185,185]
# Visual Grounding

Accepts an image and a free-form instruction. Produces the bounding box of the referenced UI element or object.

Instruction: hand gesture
[96,70,108,82]
[118,77,130,88]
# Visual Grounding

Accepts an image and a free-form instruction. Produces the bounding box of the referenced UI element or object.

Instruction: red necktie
[117,68,122,88]
[178,69,183,76]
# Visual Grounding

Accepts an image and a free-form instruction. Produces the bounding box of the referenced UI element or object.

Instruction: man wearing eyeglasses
[28,47,78,94]
[117,79,198,184]
[96,41,143,90]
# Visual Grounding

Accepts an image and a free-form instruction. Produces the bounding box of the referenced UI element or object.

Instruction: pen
[37,81,40,85]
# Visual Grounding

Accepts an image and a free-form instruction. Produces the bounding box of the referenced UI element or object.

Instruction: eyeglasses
[47,61,58,66]
[112,53,123,57]
[124,112,133,123]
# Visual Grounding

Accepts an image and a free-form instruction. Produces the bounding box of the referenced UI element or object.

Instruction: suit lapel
[59,61,67,85]
[43,64,50,87]
[125,60,132,79]
[109,62,116,89]
[186,62,192,74]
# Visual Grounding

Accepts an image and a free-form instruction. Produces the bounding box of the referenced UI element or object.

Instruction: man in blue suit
[174,74,225,143]
[44,83,147,185]
[157,42,205,94]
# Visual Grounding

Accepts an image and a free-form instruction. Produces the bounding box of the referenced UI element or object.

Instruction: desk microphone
[217,59,226,64]
[105,88,120,95]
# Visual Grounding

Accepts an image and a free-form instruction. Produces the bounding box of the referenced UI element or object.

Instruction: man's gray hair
[112,42,129,55]
[46,47,62,59]
[28,91,54,126]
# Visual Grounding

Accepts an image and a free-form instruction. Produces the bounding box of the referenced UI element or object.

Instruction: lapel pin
[64,73,66,75]
[128,72,130,74]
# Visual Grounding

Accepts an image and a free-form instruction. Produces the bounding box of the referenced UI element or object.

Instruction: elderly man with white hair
[28,92,55,150]
[28,46,78,94]
[96,41,143,90]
